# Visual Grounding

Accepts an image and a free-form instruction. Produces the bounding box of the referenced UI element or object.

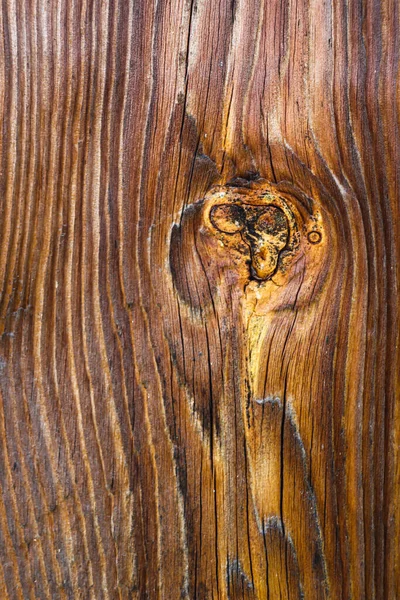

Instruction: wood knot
[206,183,300,282]
[307,230,322,244]
[170,177,328,312]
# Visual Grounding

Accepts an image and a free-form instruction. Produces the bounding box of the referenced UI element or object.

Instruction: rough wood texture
[0,0,399,598]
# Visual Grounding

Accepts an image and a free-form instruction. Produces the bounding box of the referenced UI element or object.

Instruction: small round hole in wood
[307,230,322,244]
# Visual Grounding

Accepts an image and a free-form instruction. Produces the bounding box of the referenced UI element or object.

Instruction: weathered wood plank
[0,0,398,598]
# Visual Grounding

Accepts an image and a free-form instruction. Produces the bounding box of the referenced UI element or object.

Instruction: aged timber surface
[0,0,399,599]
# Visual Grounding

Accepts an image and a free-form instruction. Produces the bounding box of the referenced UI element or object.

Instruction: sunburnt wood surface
[0,0,399,598]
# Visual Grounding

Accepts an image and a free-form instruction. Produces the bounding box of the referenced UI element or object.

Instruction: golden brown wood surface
[0,0,399,598]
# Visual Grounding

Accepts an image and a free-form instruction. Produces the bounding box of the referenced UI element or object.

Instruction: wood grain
[0,0,398,598]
